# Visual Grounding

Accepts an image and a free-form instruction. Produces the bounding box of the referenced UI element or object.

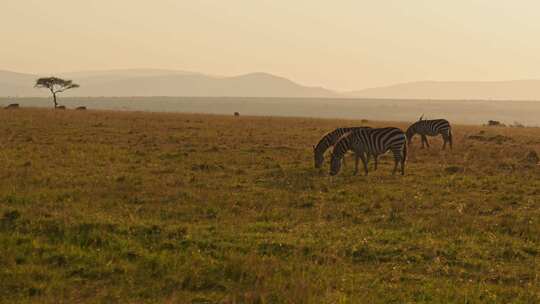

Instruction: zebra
[329,127,407,176]
[406,117,453,149]
[313,127,371,169]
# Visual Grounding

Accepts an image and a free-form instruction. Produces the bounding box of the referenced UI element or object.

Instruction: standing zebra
[329,127,407,176]
[313,127,370,168]
[406,118,453,149]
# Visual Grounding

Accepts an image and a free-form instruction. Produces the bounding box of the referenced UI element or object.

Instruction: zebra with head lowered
[313,127,371,169]
[329,127,407,176]
[406,116,453,149]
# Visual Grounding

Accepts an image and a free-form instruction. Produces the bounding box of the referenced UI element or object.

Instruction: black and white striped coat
[406,119,453,149]
[330,127,407,176]
[313,127,370,168]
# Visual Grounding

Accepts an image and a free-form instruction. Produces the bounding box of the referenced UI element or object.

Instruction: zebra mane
[315,128,349,151]
[314,130,335,151]
[336,130,353,143]
[332,131,354,156]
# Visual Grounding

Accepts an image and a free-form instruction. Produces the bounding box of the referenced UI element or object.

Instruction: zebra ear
[419,114,424,121]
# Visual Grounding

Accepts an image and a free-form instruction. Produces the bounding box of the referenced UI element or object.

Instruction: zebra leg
[364,152,372,169]
[400,156,405,175]
[420,135,426,149]
[392,148,403,175]
[359,153,369,175]
[424,135,430,148]
[374,155,379,171]
[392,157,399,175]
[400,140,408,175]
[353,153,359,175]
[442,135,447,150]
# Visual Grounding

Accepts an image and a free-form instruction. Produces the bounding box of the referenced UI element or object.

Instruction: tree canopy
[35,77,79,93]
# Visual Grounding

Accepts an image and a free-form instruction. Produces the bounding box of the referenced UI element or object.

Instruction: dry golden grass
[0,108,539,303]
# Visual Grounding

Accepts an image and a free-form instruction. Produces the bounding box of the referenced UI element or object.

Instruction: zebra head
[314,152,324,169]
[405,125,415,144]
[329,152,343,176]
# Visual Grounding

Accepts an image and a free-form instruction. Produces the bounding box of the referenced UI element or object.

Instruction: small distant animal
[330,127,407,176]
[4,103,19,109]
[56,105,66,110]
[487,120,503,127]
[75,106,87,110]
[234,112,240,116]
[406,115,453,149]
[313,127,371,169]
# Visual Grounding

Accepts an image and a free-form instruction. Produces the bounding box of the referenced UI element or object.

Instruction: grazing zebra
[406,117,453,149]
[329,127,407,176]
[313,127,370,169]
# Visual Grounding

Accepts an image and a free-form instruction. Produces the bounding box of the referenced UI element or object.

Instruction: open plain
[0,108,539,303]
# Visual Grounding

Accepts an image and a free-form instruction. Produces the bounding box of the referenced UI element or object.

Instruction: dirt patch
[445,166,464,174]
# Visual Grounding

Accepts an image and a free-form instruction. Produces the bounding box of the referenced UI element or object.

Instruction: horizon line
[4,67,540,93]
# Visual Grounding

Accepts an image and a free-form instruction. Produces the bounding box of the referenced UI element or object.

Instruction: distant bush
[4,103,19,109]
[510,121,525,128]
[524,150,539,164]
[486,120,505,127]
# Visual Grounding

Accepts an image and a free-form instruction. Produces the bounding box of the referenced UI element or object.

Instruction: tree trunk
[53,93,57,108]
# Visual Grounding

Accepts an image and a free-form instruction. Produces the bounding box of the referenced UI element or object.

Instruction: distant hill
[345,80,540,101]
[0,69,338,98]
[59,69,203,86]
[0,70,44,97]
[5,69,540,100]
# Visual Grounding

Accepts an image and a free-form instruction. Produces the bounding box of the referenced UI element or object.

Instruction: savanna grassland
[1,108,539,303]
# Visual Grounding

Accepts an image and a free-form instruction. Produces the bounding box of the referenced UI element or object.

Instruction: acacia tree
[35,77,80,108]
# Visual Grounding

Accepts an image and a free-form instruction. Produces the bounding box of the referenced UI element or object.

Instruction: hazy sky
[2,0,540,90]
